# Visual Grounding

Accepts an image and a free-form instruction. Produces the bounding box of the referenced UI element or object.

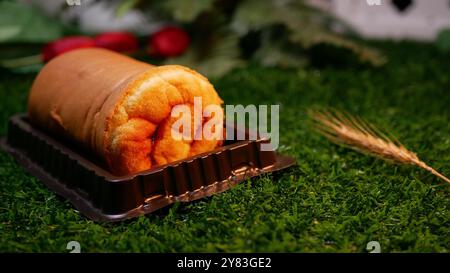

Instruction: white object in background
[75,1,158,34]
[20,0,163,35]
[308,0,450,41]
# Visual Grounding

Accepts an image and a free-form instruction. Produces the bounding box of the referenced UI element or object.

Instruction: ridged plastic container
[1,114,295,222]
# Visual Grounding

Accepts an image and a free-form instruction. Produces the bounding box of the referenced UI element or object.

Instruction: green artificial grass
[0,42,449,253]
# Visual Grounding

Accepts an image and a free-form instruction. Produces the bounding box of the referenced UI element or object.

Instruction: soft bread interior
[105,65,224,175]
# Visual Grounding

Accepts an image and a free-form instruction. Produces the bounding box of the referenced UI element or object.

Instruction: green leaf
[165,32,244,78]
[0,26,22,41]
[253,30,307,68]
[9,63,43,74]
[0,1,63,43]
[158,0,215,22]
[289,28,386,66]
[436,29,450,52]
[116,0,141,17]
[231,0,282,35]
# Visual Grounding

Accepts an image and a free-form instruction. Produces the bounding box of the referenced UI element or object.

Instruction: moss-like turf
[0,42,449,252]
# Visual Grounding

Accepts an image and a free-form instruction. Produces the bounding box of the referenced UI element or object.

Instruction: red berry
[149,26,190,57]
[42,36,95,62]
[94,32,138,53]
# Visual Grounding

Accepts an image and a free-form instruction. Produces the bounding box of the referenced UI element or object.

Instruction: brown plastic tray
[0,114,296,222]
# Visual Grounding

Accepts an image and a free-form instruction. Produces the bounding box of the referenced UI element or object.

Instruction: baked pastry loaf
[28,48,223,175]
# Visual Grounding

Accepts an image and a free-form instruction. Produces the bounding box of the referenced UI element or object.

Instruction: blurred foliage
[121,0,386,76]
[252,27,308,68]
[0,0,386,77]
[156,0,216,23]
[232,0,385,67]
[0,1,68,73]
[145,0,386,76]
[435,29,450,53]
[0,1,63,43]
[166,30,245,78]
[116,0,141,17]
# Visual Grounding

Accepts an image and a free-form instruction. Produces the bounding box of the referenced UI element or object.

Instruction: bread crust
[28,48,223,175]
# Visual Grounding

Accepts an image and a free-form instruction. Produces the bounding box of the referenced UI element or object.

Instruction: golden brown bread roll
[28,48,223,175]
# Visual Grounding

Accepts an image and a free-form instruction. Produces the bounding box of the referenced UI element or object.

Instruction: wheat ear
[308,108,450,185]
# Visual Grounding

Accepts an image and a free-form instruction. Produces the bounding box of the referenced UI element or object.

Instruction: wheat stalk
[308,108,450,185]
